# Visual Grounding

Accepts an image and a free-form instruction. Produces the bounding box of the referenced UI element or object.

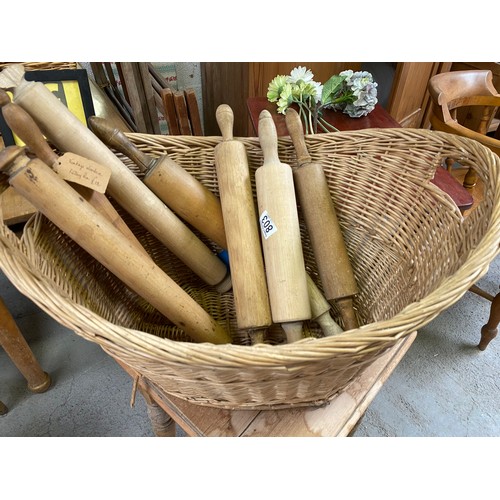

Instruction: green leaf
[321,75,346,105]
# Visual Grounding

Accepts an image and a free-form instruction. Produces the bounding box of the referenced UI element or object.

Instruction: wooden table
[116,332,416,437]
[247,97,474,212]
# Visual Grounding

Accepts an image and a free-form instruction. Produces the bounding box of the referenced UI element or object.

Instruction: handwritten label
[55,153,111,193]
[259,210,277,239]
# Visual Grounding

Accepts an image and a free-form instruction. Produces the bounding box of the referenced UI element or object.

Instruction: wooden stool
[0,295,51,414]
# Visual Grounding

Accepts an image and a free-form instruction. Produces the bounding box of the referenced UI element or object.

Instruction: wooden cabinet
[201,62,455,136]
[388,62,452,128]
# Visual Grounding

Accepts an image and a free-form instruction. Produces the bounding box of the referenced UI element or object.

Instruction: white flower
[287,66,314,85]
[339,69,354,81]
[311,81,323,103]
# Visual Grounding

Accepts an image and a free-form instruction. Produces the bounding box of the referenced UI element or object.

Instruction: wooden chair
[160,88,203,136]
[428,69,500,189]
[91,63,203,136]
[428,70,500,350]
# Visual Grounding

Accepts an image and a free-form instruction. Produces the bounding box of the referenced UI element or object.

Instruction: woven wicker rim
[2,128,500,371]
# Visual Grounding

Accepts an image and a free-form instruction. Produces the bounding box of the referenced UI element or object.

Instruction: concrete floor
[1,253,499,438]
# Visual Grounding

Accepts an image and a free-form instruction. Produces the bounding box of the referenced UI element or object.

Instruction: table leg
[0,296,51,393]
[139,381,176,437]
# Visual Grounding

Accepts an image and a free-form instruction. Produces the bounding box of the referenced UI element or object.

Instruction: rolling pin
[255,110,311,343]
[285,108,359,330]
[0,64,231,292]
[87,115,227,251]
[0,146,231,345]
[0,91,149,259]
[214,104,272,344]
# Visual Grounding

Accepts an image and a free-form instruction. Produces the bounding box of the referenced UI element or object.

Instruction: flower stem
[318,116,340,133]
[296,102,309,135]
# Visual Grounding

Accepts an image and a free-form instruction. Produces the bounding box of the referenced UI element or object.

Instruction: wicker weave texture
[1,128,500,409]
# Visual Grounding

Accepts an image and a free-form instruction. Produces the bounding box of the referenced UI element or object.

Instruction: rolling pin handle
[0,97,58,166]
[335,297,359,331]
[215,104,234,142]
[258,110,280,165]
[285,108,312,166]
[0,88,11,107]
[88,116,151,173]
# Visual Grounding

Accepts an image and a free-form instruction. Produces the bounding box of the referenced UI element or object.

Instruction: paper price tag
[54,152,111,193]
[259,210,277,239]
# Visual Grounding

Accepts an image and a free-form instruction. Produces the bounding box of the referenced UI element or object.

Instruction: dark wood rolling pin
[0,146,231,345]
[88,115,228,253]
[285,108,359,330]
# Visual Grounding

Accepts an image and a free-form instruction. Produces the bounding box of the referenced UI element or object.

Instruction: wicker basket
[1,128,500,409]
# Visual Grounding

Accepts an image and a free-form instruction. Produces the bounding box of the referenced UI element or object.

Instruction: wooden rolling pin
[0,146,231,345]
[88,115,227,251]
[255,110,311,343]
[214,104,272,344]
[0,91,149,259]
[285,108,359,330]
[0,64,230,292]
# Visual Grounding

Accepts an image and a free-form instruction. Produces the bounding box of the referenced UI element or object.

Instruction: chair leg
[0,296,51,393]
[463,166,477,190]
[479,290,500,350]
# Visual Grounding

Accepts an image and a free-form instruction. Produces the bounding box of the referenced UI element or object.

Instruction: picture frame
[0,68,95,146]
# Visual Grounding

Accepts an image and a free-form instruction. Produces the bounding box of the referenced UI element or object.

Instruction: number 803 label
[259,210,277,239]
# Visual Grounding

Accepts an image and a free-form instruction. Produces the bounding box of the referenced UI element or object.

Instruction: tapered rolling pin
[285,108,359,330]
[214,104,272,344]
[0,91,149,259]
[0,64,230,292]
[255,110,311,343]
[0,146,231,345]
[88,115,227,251]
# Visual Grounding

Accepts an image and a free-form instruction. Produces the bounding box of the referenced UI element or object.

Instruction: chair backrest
[160,88,203,136]
[428,70,500,155]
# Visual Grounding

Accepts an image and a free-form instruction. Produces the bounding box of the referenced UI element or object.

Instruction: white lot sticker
[259,210,277,239]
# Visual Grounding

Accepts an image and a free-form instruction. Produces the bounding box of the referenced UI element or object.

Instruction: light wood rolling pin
[285,108,359,330]
[0,64,230,292]
[0,91,149,259]
[214,104,272,344]
[255,110,311,343]
[87,115,228,252]
[0,146,231,345]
